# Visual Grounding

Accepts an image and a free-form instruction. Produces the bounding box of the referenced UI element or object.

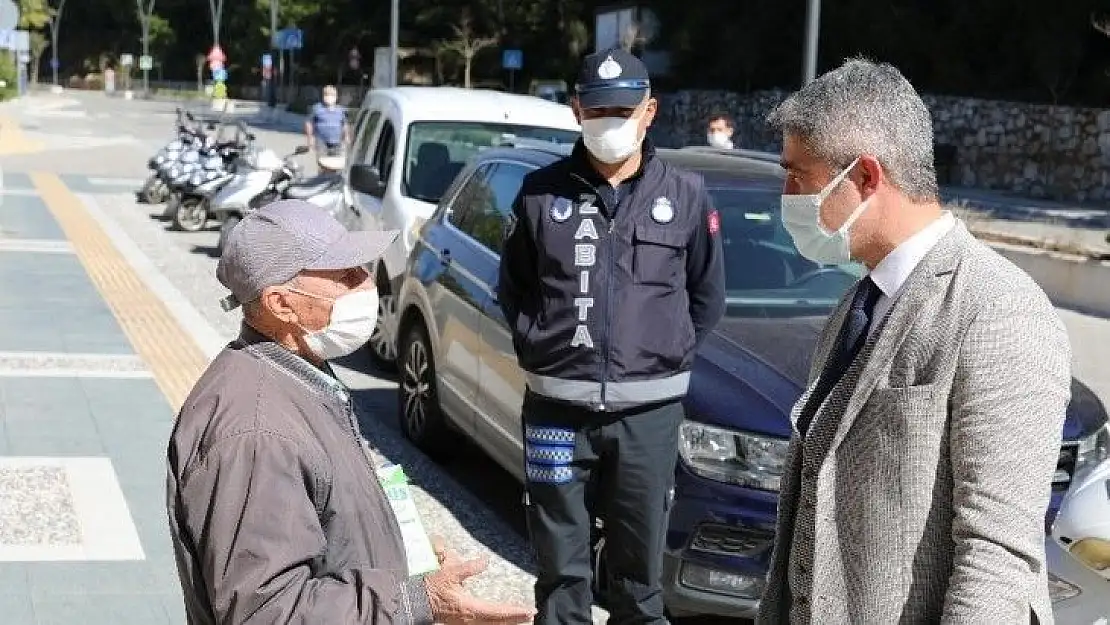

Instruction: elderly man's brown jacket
[166,325,432,624]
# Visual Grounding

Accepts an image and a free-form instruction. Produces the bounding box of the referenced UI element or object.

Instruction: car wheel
[217,215,240,256]
[397,322,452,457]
[172,197,208,232]
[367,284,399,372]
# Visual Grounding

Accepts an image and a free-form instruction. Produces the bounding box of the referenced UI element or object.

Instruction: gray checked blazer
[756,221,1072,625]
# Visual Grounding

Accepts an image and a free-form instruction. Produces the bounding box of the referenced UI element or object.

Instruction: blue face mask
[780,157,869,266]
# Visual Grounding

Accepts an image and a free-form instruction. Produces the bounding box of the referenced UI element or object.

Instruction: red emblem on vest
[707,210,721,235]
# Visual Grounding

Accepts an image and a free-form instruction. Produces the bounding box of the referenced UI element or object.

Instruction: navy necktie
[797,276,882,435]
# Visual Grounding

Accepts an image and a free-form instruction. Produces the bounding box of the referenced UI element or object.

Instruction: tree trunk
[463,53,472,88]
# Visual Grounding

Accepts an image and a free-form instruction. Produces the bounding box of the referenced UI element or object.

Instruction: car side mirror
[293,145,310,155]
[350,164,385,197]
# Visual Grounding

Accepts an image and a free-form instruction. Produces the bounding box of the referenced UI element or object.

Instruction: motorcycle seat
[284,173,343,200]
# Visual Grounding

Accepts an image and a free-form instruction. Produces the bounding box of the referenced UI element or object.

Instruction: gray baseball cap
[216,199,398,311]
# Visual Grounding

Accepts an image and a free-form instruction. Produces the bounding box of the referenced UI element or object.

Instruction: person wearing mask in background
[756,58,1071,624]
[498,48,726,625]
[706,114,736,149]
[167,200,535,625]
[305,84,349,158]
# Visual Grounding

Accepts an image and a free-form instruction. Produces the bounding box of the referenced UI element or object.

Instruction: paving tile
[160,593,188,625]
[0,466,82,546]
[81,378,172,425]
[0,592,35,625]
[1,171,34,191]
[0,378,100,438]
[0,562,30,594]
[121,484,174,563]
[6,434,106,456]
[31,591,172,625]
[27,561,179,597]
[0,194,65,240]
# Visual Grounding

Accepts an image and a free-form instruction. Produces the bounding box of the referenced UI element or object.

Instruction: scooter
[1053,457,1110,579]
[168,128,252,231]
[211,144,311,254]
[139,109,211,204]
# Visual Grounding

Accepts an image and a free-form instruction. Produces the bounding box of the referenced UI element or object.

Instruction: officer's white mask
[580,109,645,164]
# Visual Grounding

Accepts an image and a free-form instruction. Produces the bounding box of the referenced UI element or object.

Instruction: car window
[351,110,382,165]
[459,162,532,253]
[372,120,397,183]
[403,121,577,203]
[708,187,864,315]
[448,164,499,248]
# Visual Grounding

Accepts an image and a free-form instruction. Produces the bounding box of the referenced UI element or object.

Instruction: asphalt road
[5,89,1108,624]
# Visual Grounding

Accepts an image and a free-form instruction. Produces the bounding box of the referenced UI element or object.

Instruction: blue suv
[391,142,1110,619]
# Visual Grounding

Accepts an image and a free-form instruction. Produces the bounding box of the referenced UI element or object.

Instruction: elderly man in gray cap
[166,200,534,625]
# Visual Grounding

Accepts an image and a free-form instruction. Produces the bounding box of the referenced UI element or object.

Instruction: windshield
[403,121,579,203]
[710,187,864,318]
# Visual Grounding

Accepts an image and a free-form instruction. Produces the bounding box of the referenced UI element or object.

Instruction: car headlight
[1075,423,1110,479]
[678,421,788,491]
[1069,538,1110,573]
[1047,572,1081,603]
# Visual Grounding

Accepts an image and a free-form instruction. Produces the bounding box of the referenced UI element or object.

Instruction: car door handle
[439,249,451,265]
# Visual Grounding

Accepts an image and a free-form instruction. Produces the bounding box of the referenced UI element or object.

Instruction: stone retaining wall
[650,89,1110,204]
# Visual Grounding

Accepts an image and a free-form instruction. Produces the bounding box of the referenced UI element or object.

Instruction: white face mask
[580,115,643,164]
[707,131,732,149]
[293,288,379,360]
[780,157,870,266]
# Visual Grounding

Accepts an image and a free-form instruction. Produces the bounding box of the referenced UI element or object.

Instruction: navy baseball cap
[575,48,650,110]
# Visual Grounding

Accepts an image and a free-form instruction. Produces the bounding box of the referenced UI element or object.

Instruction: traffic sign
[275,28,303,51]
[502,49,523,70]
[207,44,226,69]
[261,53,273,69]
[212,68,228,82]
[120,53,133,66]
[139,55,153,71]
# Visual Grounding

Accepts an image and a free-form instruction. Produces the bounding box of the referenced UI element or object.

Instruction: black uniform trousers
[522,390,683,625]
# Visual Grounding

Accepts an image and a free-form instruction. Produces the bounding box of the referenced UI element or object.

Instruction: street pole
[50,0,67,87]
[270,0,278,105]
[389,0,398,87]
[802,0,820,85]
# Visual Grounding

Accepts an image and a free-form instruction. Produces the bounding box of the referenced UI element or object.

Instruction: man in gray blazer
[756,58,1072,624]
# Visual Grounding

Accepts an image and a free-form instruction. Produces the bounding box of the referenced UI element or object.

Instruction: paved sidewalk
[0,172,189,623]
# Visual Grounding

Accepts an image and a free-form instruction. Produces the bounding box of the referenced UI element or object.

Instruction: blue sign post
[502,49,523,92]
[275,28,304,50]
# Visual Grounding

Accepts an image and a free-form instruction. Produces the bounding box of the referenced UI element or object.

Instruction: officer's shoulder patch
[707,209,721,236]
[550,197,573,223]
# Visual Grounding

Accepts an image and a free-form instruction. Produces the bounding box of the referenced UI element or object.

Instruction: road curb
[983,240,1110,317]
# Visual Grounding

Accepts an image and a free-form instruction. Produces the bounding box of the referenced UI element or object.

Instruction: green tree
[18,0,52,29]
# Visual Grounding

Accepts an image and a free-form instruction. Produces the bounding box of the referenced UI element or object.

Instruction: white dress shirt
[866,212,956,337]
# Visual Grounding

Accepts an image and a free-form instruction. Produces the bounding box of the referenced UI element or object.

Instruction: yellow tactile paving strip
[30,172,208,410]
[0,114,45,155]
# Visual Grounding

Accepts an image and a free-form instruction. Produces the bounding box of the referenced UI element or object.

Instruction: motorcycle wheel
[216,215,240,256]
[172,197,208,232]
[160,192,180,220]
[139,174,163,204]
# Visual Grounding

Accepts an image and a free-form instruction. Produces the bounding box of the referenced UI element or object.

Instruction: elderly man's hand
[424,540,535,625]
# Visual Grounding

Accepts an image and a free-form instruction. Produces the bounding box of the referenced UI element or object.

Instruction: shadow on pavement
[345,378,537,574]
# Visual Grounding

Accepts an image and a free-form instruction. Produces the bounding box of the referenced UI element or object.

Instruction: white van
[343,87,581,367]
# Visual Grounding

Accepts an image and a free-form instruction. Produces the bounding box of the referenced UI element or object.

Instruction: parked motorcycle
[139,109,213,205]
[167,124,254,231]
[211,144,311,254]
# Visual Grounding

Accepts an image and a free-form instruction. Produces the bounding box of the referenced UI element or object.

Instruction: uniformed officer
[498,48,726,625]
